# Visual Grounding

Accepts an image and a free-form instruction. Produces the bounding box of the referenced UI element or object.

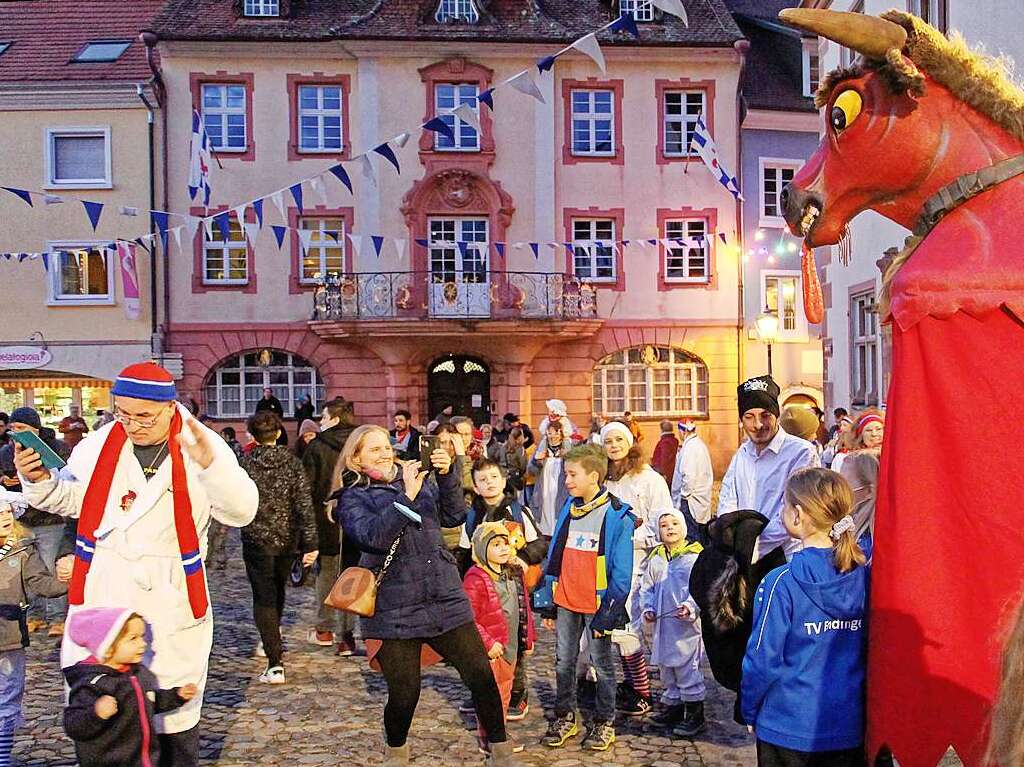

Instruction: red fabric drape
[868,309,1024,766]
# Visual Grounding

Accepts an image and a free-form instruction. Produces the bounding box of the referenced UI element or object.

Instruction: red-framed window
[286,73,351,161]
[655,78,715,165]
[287,205,355,294]
[563,207,626,291]
[191,205,257,294]
[190,71,256,162]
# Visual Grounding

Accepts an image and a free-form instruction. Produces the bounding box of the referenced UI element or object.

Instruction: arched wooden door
[427,354,490,425]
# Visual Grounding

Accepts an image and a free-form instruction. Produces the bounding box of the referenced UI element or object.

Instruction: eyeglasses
[113,409,166,429]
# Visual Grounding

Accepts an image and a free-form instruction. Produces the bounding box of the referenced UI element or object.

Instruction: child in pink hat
[63,608,197,767]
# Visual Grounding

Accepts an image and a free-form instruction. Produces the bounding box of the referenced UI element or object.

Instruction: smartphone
[10,430,67,471]
[419,435,441,473]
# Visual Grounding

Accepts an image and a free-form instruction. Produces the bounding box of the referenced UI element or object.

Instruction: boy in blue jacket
[535,444,634,752]
[742,467,868,767]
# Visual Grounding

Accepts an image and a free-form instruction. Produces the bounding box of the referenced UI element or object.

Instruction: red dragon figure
[780,9,1024,766]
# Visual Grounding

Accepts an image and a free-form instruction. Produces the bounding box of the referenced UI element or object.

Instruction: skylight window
[0,42,11,57]
[73,41,131,63]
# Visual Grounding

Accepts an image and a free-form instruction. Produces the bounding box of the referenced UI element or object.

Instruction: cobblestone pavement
[15,533,755,766]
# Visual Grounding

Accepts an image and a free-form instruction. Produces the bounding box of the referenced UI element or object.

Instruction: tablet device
[10,430,67,471]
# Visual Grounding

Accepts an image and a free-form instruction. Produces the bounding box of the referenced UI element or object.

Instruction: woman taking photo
[600,420,675,720]
[334,425,513,767]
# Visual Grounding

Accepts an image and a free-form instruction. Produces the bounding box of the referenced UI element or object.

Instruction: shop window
[592,345,709,417]
[204,351,325,418]
[48,244,115,305]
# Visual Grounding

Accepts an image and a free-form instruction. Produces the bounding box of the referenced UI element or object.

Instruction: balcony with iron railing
[307,268,602,342]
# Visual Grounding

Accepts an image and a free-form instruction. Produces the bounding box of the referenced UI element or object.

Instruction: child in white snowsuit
[640,508,706,736]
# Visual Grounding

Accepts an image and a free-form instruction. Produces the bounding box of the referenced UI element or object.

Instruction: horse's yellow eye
[831,90,863,134]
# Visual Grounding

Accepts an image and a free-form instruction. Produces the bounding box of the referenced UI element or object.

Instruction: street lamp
[755,305,780,376]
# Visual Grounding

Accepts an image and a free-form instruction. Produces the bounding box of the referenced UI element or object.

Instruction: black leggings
[157,726,200,767]
[756,740,865,767]
[375,622,506,748]
[242,544,292,668]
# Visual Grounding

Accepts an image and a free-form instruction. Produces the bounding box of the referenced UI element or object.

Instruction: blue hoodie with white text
[741,547,868,752]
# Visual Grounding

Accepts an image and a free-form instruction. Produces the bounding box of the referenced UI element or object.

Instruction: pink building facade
[149,0,749,471]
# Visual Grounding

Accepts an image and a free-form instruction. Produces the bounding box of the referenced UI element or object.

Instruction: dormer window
[619,0,654,22]
[244,0,280,17]
[435,0,479,23]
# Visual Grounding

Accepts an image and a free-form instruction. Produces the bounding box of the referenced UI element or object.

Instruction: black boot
[652,703,686,727]
[674,701,706,738]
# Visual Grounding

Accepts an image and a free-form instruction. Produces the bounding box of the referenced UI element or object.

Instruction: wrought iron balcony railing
[310,271,599,321]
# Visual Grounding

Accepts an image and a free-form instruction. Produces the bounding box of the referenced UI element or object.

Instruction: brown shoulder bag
[324,531,404,617]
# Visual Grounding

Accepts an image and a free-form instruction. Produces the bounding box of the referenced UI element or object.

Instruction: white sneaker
[258,666,285,685]
[255,641,266,658]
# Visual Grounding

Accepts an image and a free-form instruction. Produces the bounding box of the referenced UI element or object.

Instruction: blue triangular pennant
[415,238,429,249]
[494,242,506,258]
[611,12,640,37]
[82,201,104,232]
[203,182,211,207]
[479,89,495,110]
[371,236,385,259]
[648,239,658,246]
[41,252,49,273]
[564,243,575,258]
[530,243,540,259]
[151,211,170,237]
[423,117,456,144]
[719,232,728,244]
[289,183,304,214]
[253,199,265,229]
[2,187,32,207]
[373,143,401,174]
[271,225,287,249]
[214,212,231,242]
[457,241,469,260]
[537,55,557,73]
[328,164,353,195]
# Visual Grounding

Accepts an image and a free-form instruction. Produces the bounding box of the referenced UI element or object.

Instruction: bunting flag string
[0,6,698,262]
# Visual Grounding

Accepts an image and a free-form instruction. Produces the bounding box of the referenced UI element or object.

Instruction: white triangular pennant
[661,238,675,251]
[298,228,315,253]
[171,226,183,253]
[244,222,260,244]
[651,0,688,24]
[43,194,65,205]
[186,215,201,242]
[271,191,286,222]
[233,203,247,228]
[453,104,481,134]
[359,155,376,187]
[203,217,215,241]
[309,175,328,207]
[394,238,406,262]
[571,33,607,74]
[393,132,411,149]
[348,233,363,258]
[507,70,546,103]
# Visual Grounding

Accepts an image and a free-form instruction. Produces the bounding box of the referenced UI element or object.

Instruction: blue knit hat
[111,362,177,402]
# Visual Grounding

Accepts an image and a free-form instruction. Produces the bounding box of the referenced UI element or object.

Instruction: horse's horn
[779,9,907,60]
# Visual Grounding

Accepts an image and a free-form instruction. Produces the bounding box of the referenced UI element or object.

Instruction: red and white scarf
[70,410,208,619]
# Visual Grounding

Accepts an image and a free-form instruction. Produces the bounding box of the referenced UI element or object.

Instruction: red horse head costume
[781,9,1024,766]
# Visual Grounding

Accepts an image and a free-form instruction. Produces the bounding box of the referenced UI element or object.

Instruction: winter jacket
[240,445,317,555]
[389,427,423,462]
[527,449,569,537]
[464,566,535,657]
[606,466,674,551]
[294,400,315,427]
[337,466,472,639]
[460,493,547,568]
[0,532,66,651]
[0,429,71,527]
[254,395,284,418]
[301,424,355,555]
[689,510,787,696]
[650,433,680,483]
[534,491,635,634]
[741,548,868,752]
[64,661,187,767]
[639,540,703,668]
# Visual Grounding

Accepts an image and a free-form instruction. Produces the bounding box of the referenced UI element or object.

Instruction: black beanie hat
[9,407,41,431]
[737,376,781,418]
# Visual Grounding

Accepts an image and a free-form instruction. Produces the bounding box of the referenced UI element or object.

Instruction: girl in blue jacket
[742,467,868,767]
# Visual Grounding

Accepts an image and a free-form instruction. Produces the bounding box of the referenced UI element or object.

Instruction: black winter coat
[338,466,471,639]
[300,424,354,555]
[63,661,187,767]
[240,445,317,555]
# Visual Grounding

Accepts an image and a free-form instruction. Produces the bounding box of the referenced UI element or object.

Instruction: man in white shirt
[671,420,713,546]
[717,375,819,561]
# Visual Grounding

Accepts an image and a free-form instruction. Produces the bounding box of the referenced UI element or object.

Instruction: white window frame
[201,83,248,153]
[907,0,946,32]
[663,219,710,284]
[592,346,710,418]
[44,126,112,190]
[663,90,705,158]
[851,290,880,406]
[435,0,479,23]
[204,352,326,418]
[297,84,344,153]
[619,0,654,21]
[202,218,249,285]
[243,0,279,16]
[299,217,346,284]
[802,39,820,98]
[571,89,616,157]
[434,83,480,152]
[428,217,489,282]
[572,219,616,283]
[761,270,807,342]
[759,157,802,229]
[46,240,116,306]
